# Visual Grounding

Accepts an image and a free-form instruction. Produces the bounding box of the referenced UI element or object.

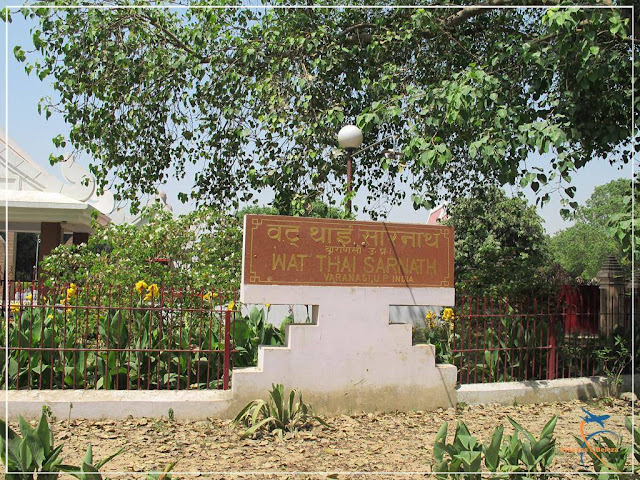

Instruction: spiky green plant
[433,420,483,480]
[233,383,329,439]
[0,407,123,479]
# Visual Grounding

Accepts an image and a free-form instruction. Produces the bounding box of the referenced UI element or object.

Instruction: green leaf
[484,425,503,471]
[434,422,448,462]
[540,416,557,440]
[25,432,46,467]
[19,437,33,471]
[35,409,53,457]
[18,415,35,438]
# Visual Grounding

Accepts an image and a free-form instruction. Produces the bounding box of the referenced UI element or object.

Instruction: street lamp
[337,125,363,215]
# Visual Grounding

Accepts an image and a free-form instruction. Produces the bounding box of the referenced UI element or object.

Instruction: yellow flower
[47,314,53,320]
[265,303,271,309]
[10,303,20,313]
[25,294,33,301]
[442,308,455,322]
[203,291,219,302]
[66,283,77,299]
[135,280,148,294]
[147,284,159,298]
[424,310,437,328]
[227,301,235,311]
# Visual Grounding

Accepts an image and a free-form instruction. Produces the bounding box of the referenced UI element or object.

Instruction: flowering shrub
[39,205,246,291]
[413,308,458,364]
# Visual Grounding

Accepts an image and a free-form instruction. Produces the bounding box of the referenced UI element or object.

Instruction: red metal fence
[450,290,636,384]
[4,281,636,389]
[451,297,556,384]
[2,281,238,390]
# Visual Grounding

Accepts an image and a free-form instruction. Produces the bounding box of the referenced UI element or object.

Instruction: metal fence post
[547,311,557,380]
[223,310,231,390]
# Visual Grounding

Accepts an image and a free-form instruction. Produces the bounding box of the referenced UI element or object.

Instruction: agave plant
[62,444,125,480]
[0,407,123,479]
[0,409,64,479]
[574,416,637,478]
[503,416,558,477]
[232,383,330,439]
[432,420,483,480]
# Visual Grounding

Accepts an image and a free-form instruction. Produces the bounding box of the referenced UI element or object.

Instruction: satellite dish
[58,153,95,202]
[90,189,116,216]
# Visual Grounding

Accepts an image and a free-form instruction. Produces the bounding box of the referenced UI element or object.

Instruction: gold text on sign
[245,215,453,288]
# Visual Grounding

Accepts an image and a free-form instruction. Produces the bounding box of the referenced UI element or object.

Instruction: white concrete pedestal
[233,284,458,414]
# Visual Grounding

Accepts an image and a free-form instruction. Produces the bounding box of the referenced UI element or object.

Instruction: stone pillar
[73,232,90,245]
[596,255,626,336]
[5,231,17,281]
[39,222,63,265]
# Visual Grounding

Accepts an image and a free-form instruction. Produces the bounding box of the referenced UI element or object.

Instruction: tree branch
[444,0,524,28]
[135,12,212,64]
[337,22,377,38]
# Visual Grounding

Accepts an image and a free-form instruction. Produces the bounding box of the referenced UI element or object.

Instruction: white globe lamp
[337,125,363,150]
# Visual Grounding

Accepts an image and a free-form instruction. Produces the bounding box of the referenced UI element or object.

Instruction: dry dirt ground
[9,398,638,479]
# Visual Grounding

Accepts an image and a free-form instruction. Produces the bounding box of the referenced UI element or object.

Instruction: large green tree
[8,2,636,216]
[443,187,552,297]
[549,177,634,280]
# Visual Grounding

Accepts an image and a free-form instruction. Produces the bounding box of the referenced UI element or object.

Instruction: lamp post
[337,125,363,215]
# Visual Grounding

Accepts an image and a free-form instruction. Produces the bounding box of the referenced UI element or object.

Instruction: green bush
[40,202,341,293]
[413,308,458,364]
[3,286,288,390]
[443,187,555,298]
[592,330,633,397]
[40,205,244,291]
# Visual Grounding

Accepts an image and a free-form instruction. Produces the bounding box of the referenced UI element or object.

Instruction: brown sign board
[243,215,454,288]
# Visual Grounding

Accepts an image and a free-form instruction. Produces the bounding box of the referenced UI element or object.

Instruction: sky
[1,9,631,235]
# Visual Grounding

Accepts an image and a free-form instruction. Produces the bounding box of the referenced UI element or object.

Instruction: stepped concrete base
[233,284,458,414]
